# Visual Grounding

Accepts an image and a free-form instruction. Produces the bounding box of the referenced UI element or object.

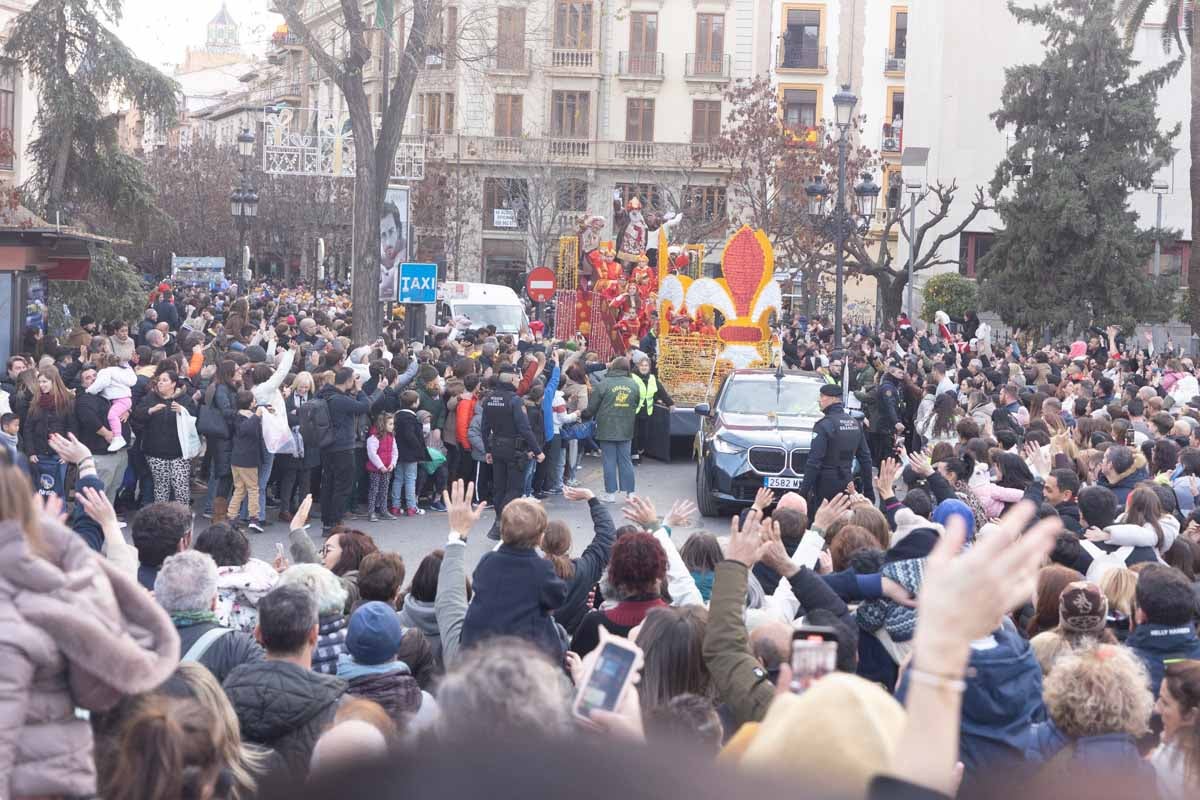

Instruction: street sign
[398,262,438,303]
[526,266,557,303]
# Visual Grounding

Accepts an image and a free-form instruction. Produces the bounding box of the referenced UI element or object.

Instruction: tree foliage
[979,0,1179,332]
[921,273,979,324]
[47,246,145,331]
[4,0,178,221]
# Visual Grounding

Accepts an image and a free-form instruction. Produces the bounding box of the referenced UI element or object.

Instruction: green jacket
[584,367,640,442]
[417,385,447,430]
[702,561,775,728]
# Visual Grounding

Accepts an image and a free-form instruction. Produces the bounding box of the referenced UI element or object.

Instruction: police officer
[799,384,875,509]
[867,361,905,466]
[481,363,544,539]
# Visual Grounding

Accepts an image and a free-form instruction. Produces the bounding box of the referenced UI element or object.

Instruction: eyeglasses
[319,543,335,555]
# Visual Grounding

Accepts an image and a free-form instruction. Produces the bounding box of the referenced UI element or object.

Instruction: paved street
[240,455,704,568]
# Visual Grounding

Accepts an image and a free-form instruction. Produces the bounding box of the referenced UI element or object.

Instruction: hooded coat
[0,518,180,798]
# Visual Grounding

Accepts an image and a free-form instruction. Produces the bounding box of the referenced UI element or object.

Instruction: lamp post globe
[833,85,857,130]
[853,173,881,219]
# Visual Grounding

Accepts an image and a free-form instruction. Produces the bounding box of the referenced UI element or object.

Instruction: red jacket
[456,393,478,451]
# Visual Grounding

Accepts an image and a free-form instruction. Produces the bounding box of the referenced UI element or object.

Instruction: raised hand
[664,499,696,528]
[812,493,852,530]
[563,485,595,502]
[290,494,313,531]
[751,486,776,512]
[76,485,118,531]
[444,479,487,538]
[621,495,658,529]
[725,509,768,567]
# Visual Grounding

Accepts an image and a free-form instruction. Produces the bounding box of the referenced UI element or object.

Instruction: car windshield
[452,304,524,332]
[719,378,822,416]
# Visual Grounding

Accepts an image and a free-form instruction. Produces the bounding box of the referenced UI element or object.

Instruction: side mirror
[694,403,711,417]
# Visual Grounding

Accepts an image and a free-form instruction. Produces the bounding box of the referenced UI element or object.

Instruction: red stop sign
[526,266,557,303]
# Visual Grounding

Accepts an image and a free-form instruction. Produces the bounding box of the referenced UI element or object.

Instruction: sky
[115,0,283,71]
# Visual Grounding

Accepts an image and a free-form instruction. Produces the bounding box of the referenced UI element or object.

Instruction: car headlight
[711,435,744,455]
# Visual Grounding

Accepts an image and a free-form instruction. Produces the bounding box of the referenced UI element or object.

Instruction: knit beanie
[737,674,906,797]
[931,498,976,542]
[1058,581,1108,634]
[346,601,404,665]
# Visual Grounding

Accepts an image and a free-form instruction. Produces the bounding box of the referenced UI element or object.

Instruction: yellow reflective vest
[632,374,658,415]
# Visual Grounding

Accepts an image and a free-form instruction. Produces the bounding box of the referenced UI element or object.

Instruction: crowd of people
[0,281,1198,800]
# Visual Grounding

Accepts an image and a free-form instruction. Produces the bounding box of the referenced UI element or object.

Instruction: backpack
[299,398,335,450]
[1079,541,1134,584]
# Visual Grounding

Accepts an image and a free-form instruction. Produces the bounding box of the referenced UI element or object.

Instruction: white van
[435,281,529,336]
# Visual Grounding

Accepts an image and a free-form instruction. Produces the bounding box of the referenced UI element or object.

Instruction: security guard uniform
[481,368,542,538]
[799,384,875,508]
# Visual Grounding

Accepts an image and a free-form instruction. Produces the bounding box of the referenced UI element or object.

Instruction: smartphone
[572,638,640,720]
[275,542,285,560]
[895,446,911,468]
[1124,428,1136,447]
[791,625,839,694]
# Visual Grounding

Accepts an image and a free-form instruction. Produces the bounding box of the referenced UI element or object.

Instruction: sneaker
[599,492,616,503]
[380,510,399,520]
[247,522,264,533]
[406,508,425,517]
[201,511,213,520]
[369,513,379,523]
[429,501,448,513]
[389,507,402,517]
[108,436,126,452]
[546,487,564,495]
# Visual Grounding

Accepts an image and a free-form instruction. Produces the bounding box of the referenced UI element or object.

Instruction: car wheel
[696,457,720,518]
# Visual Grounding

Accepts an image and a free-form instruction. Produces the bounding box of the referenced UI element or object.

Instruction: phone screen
[791,626,839,694]
[576,642,637,718]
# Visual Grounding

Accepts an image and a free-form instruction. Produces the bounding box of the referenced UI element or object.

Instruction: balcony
[308,64,324,82]
[881,123,903,153]
[548,49,602,74]
[547,138,593,161]
[486,49,533,75]
[417,135,728,171]
[776,45,827,72]
[885,48,906,75]
[617,51,665,80]
[685,54,731,82]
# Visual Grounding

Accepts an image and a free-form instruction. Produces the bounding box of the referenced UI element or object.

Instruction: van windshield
[452,304,524,332]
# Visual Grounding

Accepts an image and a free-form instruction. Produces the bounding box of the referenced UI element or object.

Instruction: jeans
[544,435,564,492]
[599,439,634,494]
[320,449,356,528]
[522,457,536,496]
[565,439,579,482]
[393,462,419,511]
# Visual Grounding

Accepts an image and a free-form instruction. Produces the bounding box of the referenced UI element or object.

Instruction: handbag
[560,419,596,441]
[423,446,447,476]
[176,409,202,460]
[262,408,297,455]
[197,404,230,439]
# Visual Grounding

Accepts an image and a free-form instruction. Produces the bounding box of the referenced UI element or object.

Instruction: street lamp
[231,127,258,282]
[1152,179,1170,279]
[805,85,879,350]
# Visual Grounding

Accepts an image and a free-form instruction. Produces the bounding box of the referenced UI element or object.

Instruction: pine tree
[4,0,178,221]
[979,0,1179,332]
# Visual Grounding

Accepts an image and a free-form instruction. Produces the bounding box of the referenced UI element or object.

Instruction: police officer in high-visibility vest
[481,364,544,539]
[799,383,875,509]
[631,354,674,464]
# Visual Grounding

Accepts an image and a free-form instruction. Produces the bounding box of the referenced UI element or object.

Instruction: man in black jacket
[154,550,264,684]
[1044,468,1083,535]
[318,368,372,535]
[75,365,129,503]
[481,364,543,539]
[224,585,346,780]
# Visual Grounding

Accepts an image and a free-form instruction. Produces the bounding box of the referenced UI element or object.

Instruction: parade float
[554,206,782,418]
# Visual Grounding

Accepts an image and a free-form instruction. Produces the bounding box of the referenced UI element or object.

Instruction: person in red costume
[630,255,656,300]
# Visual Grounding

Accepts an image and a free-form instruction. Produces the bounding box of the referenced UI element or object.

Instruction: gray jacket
[467,398,486,462]
[435,541,469,668]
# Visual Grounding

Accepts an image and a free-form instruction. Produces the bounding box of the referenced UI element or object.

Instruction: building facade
[0,0,39,189]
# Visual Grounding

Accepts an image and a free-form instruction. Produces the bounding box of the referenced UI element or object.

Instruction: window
[615,182,663,212]
[427,6,457,67]
[685,186,727,223]
[629,12,658,73]
[893,10,908,58]
[483,177,529,231]
[783,88,817,132]
[554,1,593,49]
[556,178,588,212]
[1151,244,1190,288]
[0,63,15,170]
[958,232,996,278]
[692,100,722,143]
[420,92,455,134]
[625,98,655,142]
[696,14,725,72]
[495,94,523,138]
[551,91,590,138]
[497,7,526,69]
[889,90,905,122]
[782,8,822,69]
[884,88,904,147]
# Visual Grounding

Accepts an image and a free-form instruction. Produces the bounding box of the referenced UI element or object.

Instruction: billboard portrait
[379,185,410,302]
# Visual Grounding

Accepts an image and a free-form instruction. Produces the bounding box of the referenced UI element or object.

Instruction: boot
[211,496,229,524]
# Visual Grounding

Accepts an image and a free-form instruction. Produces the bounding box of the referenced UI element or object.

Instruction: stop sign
[526,266,557,303]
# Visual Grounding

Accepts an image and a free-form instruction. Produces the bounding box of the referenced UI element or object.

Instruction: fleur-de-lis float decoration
[658,225,782,368]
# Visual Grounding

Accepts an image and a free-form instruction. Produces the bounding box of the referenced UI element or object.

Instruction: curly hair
[1043,645,1153,739]
[608,531,668,595]
[193,523,250,567]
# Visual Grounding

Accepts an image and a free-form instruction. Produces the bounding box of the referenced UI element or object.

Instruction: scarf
[37,392,56,411]
[0,430,17,451]
[691,571,715,603]
[953,480,990,532]
[171,610,219,628]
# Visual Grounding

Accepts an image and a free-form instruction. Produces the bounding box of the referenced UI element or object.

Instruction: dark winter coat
[316,384,371,453]
[393,408,427,463]
[223,659,346,780]
[21,401,76,458]
[231,413,264,469]
[74,392,118,455]
[461,544,568,660]
[341,663,423,726]
[312,613,349,675]
[175,621,264,685]
[131,391,197,460]
[1127,622,1200,697]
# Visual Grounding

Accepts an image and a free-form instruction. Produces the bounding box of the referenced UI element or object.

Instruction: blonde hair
[1043,645,1153,739]
[1100,568,1138,619]
[500,498,548,548]
[171,662,265,800]
[293,371,315,395]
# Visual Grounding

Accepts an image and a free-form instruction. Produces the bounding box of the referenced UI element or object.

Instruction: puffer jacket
[223,659,346,779]
[175,621,264,684]
[0,518,180,799]
[338,660,423,726]
[312,613,349,675]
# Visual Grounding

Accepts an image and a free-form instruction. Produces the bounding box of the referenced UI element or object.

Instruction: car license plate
[764,476,801,490]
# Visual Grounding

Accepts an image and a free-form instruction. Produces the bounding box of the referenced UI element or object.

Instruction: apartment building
[293,0,778,288]
[0,0,38,188]
[901,0,1190,304]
